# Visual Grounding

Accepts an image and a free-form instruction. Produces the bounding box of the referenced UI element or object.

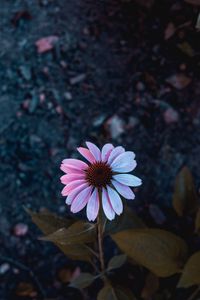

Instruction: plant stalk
[97,213,105,273]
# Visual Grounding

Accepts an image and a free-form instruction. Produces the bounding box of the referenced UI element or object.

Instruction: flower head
[60,142,142,221]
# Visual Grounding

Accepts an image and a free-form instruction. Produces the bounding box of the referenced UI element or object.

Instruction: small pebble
[14,223,28,237]
[0,263,10,275]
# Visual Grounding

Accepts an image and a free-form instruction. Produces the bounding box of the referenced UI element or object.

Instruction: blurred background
[0,0,200,299]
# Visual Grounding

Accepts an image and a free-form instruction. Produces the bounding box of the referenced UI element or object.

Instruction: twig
[0,255,46,299]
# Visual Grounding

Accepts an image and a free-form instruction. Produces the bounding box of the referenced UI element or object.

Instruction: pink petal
[101,143,114,162]
[111,180,135,200]
[62,159,88,170]
[77,147,96,163]
[113,174,142,187]
[107,146,125,165]
[111,151,136,173]
[86,188,99,221]
[66,183,89,205]
[102,188,115,221]
[71,186,93,213]
[107,186,123,215]
[86,141,101,161]
[60,174,85,185]
[61,179,86,196]
[60,164,85,174]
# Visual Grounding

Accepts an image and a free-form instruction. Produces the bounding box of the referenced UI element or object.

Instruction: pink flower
[60,142,142,221]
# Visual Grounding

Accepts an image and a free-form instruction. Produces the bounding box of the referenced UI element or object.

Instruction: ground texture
[0,0,200,299]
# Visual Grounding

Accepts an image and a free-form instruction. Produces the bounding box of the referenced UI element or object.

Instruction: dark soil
[0,0,200,299]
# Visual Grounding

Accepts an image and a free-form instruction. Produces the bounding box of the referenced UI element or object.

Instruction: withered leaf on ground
[97,284,137,300]
[70,272,96,289]
[178,251,200,288]
[107,254,127,271]
[111,228,188,277]
[172,167,198,217]
[166,74,192,90]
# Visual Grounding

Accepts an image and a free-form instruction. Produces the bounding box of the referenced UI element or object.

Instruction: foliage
[28,166,200,299]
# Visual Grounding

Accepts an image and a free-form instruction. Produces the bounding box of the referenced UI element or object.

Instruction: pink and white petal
[86,188,99,221]
[66,183,89,205]
[62,159,88,170]
[112,160,137,173]
[101,143,114,162]
[86,141,101,161]
[60,173,85,185]
[107,146,125,165]
[77,147,96,163]
[61,179,87,196]
[71,186,93,213]
[111,180,135,200]
[60,164,85,174]
[107,186,123,216]
[102,188,115,221]
[113,174,142,187]
[111,151,136,172]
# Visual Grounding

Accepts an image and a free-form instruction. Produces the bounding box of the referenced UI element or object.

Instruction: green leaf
[97,284,137,300]
[70,272,96,289]
[40,221,96,245]
[111,229,188,277]
[172,167,198,217]
[105,205,146,235]
[178,251,200,288]
[26,208,73,234]
[26,208,93,262]
[107,255,127,271]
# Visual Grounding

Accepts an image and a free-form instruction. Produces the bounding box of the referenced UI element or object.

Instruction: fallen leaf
[177,42,195,57]
[15,282,37,297]
[111,228,188,277]
[70,74,86,85]
[178,251,200,288]
[166,74,192,90]
[164,22,176,40]
[35,36,59,53]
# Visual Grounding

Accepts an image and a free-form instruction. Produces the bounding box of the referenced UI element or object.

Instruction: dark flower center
[85,162,112,188]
